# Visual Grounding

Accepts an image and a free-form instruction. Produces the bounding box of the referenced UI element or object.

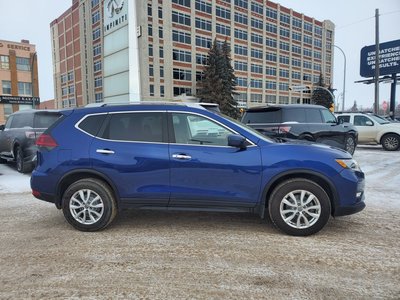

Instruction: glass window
[16,57,31,71]
[306,109,323,123]
[172,11,191,26]
[160,86,165,97]
[11,113,33,128]
[2,80,11,94]
[354,116,373,126]
[18,82,32,95]
[78,114,106,136]
[172,0,190,8]
[34,113,61,129]
[242,108,282,124]
[321,109,337,123]
[150,84,154,96]
[172,113,233,146]
[102,112,164,142]
[0,55,10,69]
[283,109,306,123]
[195,0,211,13]
[158,7,163,19]
[95,93,103,103]
[159,46,164,58]
[92,28,101,41]
[92,11,100,24]
[337,115,350,123]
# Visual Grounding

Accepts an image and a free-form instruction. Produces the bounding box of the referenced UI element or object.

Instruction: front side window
[102,112,164,143]
[172,113,232,146]
[354,116,374,126]
[321,109,337,123]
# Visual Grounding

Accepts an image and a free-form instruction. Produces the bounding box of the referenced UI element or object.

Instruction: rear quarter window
[305,109,323,123]
[243,109,282,123]
[34,113,61,128]
[282,108,306,123]
[78,114,107,136]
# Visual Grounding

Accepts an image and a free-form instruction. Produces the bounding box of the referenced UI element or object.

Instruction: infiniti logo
[107,0,124,18]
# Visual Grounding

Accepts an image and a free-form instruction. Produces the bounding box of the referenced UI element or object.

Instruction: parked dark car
[31,103,365,236]
[0,110,61,173]
[242,104,358,155]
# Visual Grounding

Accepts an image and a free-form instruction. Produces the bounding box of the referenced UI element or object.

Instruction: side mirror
[366,120,373,126]
[0,124,4,131]
[228,134,247,149]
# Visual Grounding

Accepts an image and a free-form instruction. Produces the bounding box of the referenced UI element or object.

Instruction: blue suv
[31,103,365,236]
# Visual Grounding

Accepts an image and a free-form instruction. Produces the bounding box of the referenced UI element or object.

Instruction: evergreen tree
[311,73,334,109]
[350,101,358,112]
[197,39,239,118]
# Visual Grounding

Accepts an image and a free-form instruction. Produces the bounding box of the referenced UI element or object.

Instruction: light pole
[30,52,37,109]
[334,45,346,112]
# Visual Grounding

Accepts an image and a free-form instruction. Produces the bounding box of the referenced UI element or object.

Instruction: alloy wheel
[69,189,104,225]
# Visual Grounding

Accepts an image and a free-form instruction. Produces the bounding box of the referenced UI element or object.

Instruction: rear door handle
[172,154,191,160]
[96,149,115,155]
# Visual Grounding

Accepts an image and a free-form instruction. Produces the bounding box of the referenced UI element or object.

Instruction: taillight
[25,131,36,139]
[36,134,58,149]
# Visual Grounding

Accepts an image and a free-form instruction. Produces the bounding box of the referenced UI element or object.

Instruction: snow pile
[0,164,31,194]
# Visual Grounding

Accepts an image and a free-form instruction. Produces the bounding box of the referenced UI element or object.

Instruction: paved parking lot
[0,146,399,299]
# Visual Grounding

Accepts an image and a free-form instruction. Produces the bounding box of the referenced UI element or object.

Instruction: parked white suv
[336,113,400,151]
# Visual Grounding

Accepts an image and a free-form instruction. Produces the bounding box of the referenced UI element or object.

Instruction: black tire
[62,178,117,231]
[268,178,331,236]
[344,135,356,155]
[381,134,400,151]
[15,146,32,173]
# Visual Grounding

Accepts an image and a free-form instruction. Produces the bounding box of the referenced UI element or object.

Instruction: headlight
[335,158,362,171]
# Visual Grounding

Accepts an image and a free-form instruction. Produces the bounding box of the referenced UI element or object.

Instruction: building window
[303,48,312,57]
[195,17,211,31]
[251,64,263,74]
[280,28,290,38]
[292,71,301,80]
[266,81,276,90]
[314,39,322,48]
[67,71,74,81]
[195,0,211,13]
[94,61,102,72]
[266,67,276,76]
[303,73,312,81]
[68,85,75,94]
[4,104,13,116]
[148,44,153,56]
[280,13,290,25]
[280,41,290,51]
[149,65,154,77]
[304,35,313,45]
[292,32,302,42]
[235,0,248,8]
[292,18,302,28]
[251,33,263,44]
[61,74,67,84]
[315,26,323,36]
[266,52,277,62]
[173,69,192,81]
[173,49,192,62]
[251,2,263,15]
[234,45,248,56]
[216,6,231,20]
[251,79,262,89]
[62,87,68,96]
[91,0,99,7]
[16,57,31,71]
[216,24,230,36]
[92,11,100,24]
[17,82,32,96]
[172,0,190,8]
[149,84,154,96]
[93,44,101,57]
[279,69,289,78]
[234,61,248,72]
[292,58,301,67]
[69,98,76,107]
[160,66,164,78]
[2,80,11,94]
[234,12,247,25]
[314,51,322,59]
[93,28,101,41]
[159,46,164,58]
[196,53,208,65]
[250,94,262,103]
[172,30,191,44]
[292,45,301,55]
[195,35,212,48]
[251,18,263,30]
[158,7,163,19]
[266,23,277,34]
[236,77,247,87]
[95,92,103,103]
[147,3,152,16]
[303,61,312,69]
[251,48,263,60]
[172,11,191,26]
[279,82,289,91]
[148,24,153,36]
[159,27,163,39]
[0,55,9,70]
[160,86,165,97]
[173,87,192,96]
[266,95,276,104]
[234,28,248,41]
[266,38,277,48]
[266,8,277,19]
[279,96,289,104]
[304,22,313,32]
[94,77,102,88]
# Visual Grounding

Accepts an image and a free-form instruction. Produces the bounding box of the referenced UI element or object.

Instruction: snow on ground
[0,145,399,208]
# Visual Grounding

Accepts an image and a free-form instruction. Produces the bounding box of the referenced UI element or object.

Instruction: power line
[336,10,400,30]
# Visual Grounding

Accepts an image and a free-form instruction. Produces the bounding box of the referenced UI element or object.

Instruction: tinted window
[242,108,282,123]
[34,113,61,128]
[283,108,306,123]
[11,113,33,128]
[102,112,164,142]
[5,116,13,129]
[321,109,337,123]
[305,109,322,123]
[337,115,350,123]
[172,113,232,146]
[78,114,107,136]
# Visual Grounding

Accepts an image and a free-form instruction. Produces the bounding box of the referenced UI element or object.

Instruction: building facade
[52,0,335,108]
[50,0,104,108]
[0,40,39,124]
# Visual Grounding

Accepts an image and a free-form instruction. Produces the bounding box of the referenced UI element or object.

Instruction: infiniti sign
[107,0,124,18]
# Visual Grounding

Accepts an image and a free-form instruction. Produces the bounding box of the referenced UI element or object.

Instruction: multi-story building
[52,0,334,108]
[50,0,104,108]
[0,39,39,124]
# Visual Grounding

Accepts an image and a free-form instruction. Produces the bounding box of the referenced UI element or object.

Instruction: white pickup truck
[336,113,400,151]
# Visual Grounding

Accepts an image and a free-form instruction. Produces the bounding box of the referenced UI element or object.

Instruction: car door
[353,115,376,142]
[168,112,262,209]
[0,116,13,155]
[90,111,170,207]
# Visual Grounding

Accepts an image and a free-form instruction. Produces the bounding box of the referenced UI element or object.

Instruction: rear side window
[11,113,33,128]
[78,114,107,136]
[101,112,164,142]
[243,109,282,123]
[34,113,61,128]
[306,109,323,123]
[337,115,350,123]
[283,108,306,123]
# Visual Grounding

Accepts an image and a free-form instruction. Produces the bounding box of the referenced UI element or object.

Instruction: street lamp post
[30,52,37,109]
[334,45,346,112]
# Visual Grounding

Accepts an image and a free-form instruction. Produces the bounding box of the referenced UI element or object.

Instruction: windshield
[369,114,390,125]
[218,113,274,143]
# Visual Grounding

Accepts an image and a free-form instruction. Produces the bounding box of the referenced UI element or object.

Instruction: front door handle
[172,154,191,160]
[96,149,115,155]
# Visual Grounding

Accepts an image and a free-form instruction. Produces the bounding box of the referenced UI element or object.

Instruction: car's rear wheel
[344,135,356,155]
[381,134,400,151]
[15,146,31,173]
[62,178,117,231]
[268,178,331,236]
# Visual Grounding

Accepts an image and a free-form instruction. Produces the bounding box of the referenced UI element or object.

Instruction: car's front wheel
[344,135,356,155]
[381,134,400,151]
[62,178,117,231]
[268,178,331,236]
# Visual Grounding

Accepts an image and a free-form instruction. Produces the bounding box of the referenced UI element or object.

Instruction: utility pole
[374,9,380,114]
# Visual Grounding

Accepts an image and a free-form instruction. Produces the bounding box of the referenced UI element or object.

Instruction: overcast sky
[0,0,398,110]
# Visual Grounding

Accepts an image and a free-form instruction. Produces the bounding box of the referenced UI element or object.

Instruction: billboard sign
[360,39,400,77]
[0,96,40,105]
